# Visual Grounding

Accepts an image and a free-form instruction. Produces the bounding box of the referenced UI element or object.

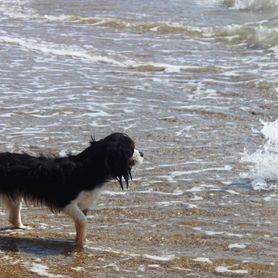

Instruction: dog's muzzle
[130,149,144,166]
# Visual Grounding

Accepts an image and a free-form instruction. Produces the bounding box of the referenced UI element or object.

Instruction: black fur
[0,133,136,212]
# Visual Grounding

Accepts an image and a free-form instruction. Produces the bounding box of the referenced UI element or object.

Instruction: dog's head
[100,133,143,190]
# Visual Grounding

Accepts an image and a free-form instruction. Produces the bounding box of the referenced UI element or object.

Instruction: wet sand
[0,179,277,277]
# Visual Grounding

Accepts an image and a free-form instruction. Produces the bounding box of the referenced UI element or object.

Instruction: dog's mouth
[116,149,143,191]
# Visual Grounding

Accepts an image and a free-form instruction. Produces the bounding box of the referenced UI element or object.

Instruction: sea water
[0,0,277,277]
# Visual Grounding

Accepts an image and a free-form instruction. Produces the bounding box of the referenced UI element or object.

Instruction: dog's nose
[139,151,144,157]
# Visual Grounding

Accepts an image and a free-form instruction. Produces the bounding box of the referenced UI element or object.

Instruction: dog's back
[0,152,77,209]
[0,152,38,191]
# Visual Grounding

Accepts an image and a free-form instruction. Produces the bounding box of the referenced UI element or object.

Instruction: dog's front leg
[63,203,87,249]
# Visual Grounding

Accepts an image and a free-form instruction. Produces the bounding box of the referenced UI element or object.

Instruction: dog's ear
[105,143,130,190]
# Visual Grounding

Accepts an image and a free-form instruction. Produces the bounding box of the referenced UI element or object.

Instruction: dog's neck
[68,147,112,189]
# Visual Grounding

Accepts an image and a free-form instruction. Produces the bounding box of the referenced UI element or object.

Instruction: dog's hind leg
[2,196,26,229]
[63,203,87,249]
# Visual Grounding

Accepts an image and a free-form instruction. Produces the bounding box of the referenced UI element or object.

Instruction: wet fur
[0,133,143,248]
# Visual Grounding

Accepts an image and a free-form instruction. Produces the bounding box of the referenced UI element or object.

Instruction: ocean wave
[0,0,38,20]
[0,34,125,66]
[0,2,203,36]
[40,14,278,49]
[213,20,278,49]
[35,16,278,50]
[0,33,219,73]
[42,14,207,39]
[231,0,278,10]
[195,0,278,10]
[1,1,277,50]
[33,16,278,49]
[50,15,278,49]
[241,120,278,190]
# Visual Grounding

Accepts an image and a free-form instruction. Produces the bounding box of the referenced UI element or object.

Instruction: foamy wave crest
[45,15,207,38]
[40,16,278,50]
[232,0,278,10]
[241,120,278,190]
[0,2,205,38]
[196,0,278,10]
[217,21,278,48]
[0,34,126,66]
[0,33,214,73]
[2,1,277,50]
[62,15,278,49]
[0,0,39,20]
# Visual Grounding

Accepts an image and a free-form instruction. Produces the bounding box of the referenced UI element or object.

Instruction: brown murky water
[0,0,278,277]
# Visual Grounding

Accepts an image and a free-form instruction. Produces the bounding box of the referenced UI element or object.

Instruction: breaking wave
[1,0,277,51]
[241,120,278,190]
[0,33,220,73]
[196,0,278,10]
[213,20,278,49]
[47,15,278,49]
[231,0,278,10]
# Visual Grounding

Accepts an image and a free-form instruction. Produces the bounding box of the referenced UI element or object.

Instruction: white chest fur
[73,188,102,211]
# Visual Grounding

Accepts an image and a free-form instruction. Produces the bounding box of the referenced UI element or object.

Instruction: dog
[0,133,143,248]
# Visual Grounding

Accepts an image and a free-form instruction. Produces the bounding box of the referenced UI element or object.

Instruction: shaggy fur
[0,133,143,248]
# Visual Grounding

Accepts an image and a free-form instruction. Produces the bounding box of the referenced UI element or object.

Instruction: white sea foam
[190,195,203,201]
[272,46,278,58]
[143,254,175,261]
[215,266,248,274]
[171,165,232,178]
[193,257,213,264]
[226,189,240,195]
[228,243,247,249]
[186,184,219,192]
[0,0,38,20]
[241,120,278,190]
[0,33,211,73]
[194,227,244,238]
[232,0,278,10]
[2,0,277,55]
[0,34,126,66]
[30,263,64,278]
[2,0,278,51]
[155,201,197,209]
[213,22,278,49]
[87,246,175,262]
[148,264,161,268]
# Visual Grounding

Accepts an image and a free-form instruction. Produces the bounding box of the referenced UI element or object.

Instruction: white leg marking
[2,196,26,229]
[63,203,87,248]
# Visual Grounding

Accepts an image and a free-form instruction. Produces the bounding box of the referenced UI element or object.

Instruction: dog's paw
[15,224,33,230]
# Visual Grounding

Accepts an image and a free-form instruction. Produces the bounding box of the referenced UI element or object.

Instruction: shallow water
[0,0,277,277]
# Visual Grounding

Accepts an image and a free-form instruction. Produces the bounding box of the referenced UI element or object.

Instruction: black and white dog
[0,133,143,248]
